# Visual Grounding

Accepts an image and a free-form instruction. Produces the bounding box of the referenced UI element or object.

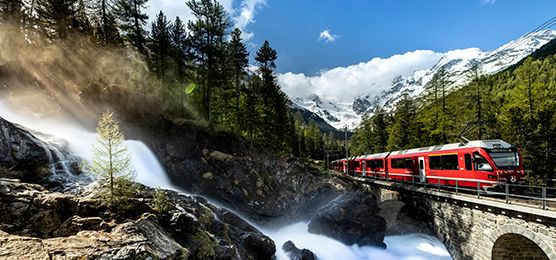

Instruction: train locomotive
[330,140,524,189]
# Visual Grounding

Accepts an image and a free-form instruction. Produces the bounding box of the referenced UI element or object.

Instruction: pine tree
[148,11,171,79]
[0,0,26,25]
[370,107,390,152]
[91,112,135,206]
[423,67,451,143]
[187,0,230,124]
[228,28,249,129]
[254,40,290,148]
[466,62,484,139]
[387,92,421,150]
[36,0,80,38]
[170,16,188,80]
[91,0,121,45]
[115,0,148,53]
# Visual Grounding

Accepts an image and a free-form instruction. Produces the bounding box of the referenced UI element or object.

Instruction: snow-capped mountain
[288,29,556,131]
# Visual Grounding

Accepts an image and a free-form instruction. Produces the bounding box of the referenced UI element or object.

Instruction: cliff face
[132,119,368,224]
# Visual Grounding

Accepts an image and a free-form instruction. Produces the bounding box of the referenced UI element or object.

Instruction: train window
[473,153,493,171]
[429,156,442,170]
[429,154,459,170]
[465,154,472,170]
[443,155,458,170]
[376,160,384,168]
[419,160,424,170]
[391,158,413,169]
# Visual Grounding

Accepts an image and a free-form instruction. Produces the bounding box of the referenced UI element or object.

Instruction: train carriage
[362,152,390,178]
[330,140,524,189]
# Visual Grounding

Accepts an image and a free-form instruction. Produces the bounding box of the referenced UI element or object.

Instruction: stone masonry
[364,179,556,260]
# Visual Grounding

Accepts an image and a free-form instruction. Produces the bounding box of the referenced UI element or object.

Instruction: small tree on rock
[91,112,136,206]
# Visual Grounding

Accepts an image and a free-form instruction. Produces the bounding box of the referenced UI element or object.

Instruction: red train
[330,140,524,189]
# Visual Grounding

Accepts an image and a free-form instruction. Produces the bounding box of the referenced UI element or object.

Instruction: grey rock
[308,192,386,248]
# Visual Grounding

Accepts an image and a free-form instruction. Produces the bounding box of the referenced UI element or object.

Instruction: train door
[362,160,366,177]
[418,157,426,182]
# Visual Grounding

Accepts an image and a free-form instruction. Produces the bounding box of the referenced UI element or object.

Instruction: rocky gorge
[0,115,392,259]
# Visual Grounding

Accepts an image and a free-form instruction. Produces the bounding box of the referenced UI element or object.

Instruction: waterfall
[0,99,452,260]
[264,222,451,260]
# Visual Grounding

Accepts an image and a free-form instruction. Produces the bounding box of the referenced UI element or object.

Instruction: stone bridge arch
[375,188,400,204]
[488,224,554,259]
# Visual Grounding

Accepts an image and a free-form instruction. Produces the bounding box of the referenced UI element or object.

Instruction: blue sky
[148,0,556,99]
[245,0,556,75]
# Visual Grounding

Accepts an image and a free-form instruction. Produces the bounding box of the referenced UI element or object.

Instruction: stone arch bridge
[359,178,556,260]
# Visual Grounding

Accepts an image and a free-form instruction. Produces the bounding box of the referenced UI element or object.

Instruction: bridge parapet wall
[367,182,556,260]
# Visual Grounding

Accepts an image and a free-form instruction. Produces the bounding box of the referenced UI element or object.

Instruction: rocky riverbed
[0,115,406,259]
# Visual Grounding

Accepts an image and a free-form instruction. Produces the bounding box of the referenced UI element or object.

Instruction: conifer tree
[149,11,171,79]
[91,112,135,205]
[423,67,451,143]
[116,0,148,53]
[387,92,421,150]
[187,0,230,124]
[91,0,121,45]
[0,0,26,25]
[170,16,188,80]
[254,40,290,148]
[466,62,484,139]
[36,0,80,38]
[228,28,249,129]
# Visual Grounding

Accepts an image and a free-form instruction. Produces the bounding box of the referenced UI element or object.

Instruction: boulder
[0,117,50,180]
[53,216,107,237]
[282,240,316,260]
[308,192,386,248]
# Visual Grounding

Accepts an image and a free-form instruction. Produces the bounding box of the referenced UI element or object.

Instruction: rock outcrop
[0,117,51,181]
[0,178,275,259]
[307,192,386,248]
[282,240,316,260]
[135,120,365,224]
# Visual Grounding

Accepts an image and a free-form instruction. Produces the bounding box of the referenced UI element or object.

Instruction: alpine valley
[284,29,556,131]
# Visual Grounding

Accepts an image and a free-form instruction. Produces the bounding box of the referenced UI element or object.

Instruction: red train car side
[330,140,524,189]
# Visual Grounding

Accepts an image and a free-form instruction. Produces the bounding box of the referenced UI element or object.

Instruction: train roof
[388,139,513,156]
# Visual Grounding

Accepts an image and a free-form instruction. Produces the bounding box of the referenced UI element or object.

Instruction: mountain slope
[289,29,556,130]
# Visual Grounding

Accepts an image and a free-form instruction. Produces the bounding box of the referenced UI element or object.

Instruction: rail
[345,172,556,211]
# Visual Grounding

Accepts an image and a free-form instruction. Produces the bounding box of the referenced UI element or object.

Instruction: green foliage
[2,0,343,164]
[91,0,122,45]
[152,188,172,214]
[148,11,172,79]
[115,0,148,53]
[187,0,231,123]
[352,53,556,183]
[387,92,422,150]
[91,112,136,207]
[351,107,390,155]
[36,0,91,39]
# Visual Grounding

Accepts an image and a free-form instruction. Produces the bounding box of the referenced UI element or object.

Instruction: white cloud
[147,0,194,26]
[278,50,444,102]
[319,29,337,43]
[146,0,265,41]
[232,0,266,41]
[480,0,495,5]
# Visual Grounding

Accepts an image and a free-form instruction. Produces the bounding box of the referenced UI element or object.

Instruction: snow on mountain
[284,29,556,130]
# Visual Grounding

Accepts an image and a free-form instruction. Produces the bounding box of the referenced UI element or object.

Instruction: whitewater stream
[0,99,452,260]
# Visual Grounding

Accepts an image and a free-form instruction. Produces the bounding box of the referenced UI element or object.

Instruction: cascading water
[265,222,451,260]
[0,98,452,259]
[0,100,177,193]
